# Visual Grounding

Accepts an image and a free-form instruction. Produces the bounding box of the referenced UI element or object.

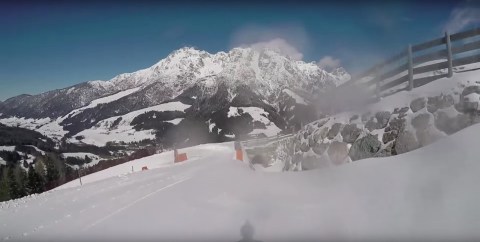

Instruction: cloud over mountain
[229,24,310,60]
[317,56,341,71]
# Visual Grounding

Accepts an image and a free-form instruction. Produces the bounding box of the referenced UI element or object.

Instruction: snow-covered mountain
[0,47,349,147]
[0,47,347,120]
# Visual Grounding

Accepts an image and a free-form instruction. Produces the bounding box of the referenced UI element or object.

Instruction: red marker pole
[234,141,243,161]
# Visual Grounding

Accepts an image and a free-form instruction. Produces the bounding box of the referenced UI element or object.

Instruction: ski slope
[2,124,480,241]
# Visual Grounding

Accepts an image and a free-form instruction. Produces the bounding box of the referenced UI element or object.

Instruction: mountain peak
[169,46,206,57]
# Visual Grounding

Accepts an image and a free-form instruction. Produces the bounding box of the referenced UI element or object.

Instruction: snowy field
[2,123,480,241]
[67,101,191,146]
[61,153,103,170]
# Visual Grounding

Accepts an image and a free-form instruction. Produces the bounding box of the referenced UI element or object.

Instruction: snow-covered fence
[339,27,480,98]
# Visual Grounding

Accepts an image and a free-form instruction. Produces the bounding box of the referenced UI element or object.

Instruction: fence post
[445,31,453,78]
[407,44,414,90]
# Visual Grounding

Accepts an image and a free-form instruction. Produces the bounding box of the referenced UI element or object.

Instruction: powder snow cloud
[444,6,480,33]
[246,38,303,60]
[317,56,341,71]
[230,24,310,60]
[230,24,345,72]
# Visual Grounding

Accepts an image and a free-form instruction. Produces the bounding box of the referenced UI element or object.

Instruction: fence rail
[339,27,480,98]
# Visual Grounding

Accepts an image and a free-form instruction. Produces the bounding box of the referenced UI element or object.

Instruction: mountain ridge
[0,47,349,119]
[0,47,349,148]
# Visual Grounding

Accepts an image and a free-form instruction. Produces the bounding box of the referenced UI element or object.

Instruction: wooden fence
[339,27,480,98]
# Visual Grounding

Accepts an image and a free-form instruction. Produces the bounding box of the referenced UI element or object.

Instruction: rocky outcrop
[327,123,342,139]
[327,141,349,165]
[457,86,480,112]
[382,117,406,144]
[427,94,454,113]
[375,111,391,129]
[301,156,329,170]
[416,129,443,147]
[393,107,409,118]
[410,98,426,113]
[312,142,328,155]
[349,134,381,161]
[375,142,395,157]
[365,111,391,131]
[412,113,431,130]
[341,124,361,143]
[395,131,419,154]
[435,112,472,135]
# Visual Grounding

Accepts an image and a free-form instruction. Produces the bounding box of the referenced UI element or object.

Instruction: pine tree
[34,159,46,178]
[26,165,35,194]
[52,154,66,185]
[34,159,47,192]
[27,165,45,194]
[45,157,59,189]
[14,166,28,197]
[7,166,20,199]
[0,167,10,202]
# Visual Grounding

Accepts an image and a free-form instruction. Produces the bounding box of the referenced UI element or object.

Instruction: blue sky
[0,0,478,101]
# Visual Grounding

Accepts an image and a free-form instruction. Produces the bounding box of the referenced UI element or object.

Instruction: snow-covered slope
[0,117,67,142]
[227,106,282,136]
[3,123,480,241]
[68,101,191,146]
[64,87,142,119]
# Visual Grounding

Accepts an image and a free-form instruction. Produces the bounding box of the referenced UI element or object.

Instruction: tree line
[0,147,157,202]
[0,153,76,202]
